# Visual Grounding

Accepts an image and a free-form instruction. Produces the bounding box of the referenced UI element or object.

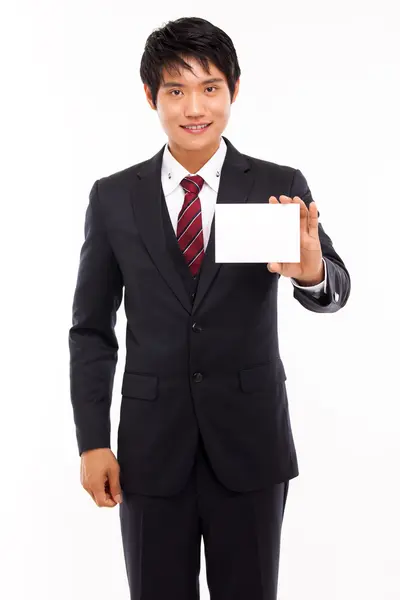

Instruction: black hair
[140,17,241,108]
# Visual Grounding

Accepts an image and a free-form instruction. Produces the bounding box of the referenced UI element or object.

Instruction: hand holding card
[267,195,324,285]
[214,194,324,286]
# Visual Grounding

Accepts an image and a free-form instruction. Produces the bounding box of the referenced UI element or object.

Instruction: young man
[69,16,351,600]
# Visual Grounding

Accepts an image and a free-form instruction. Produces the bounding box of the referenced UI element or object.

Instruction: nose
[184,92,206,118]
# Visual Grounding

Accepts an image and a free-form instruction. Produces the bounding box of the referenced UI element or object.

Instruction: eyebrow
[161,77,225,88]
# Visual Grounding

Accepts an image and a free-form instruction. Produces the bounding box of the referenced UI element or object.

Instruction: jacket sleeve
[68,179,124,456]
[289,168,351,313]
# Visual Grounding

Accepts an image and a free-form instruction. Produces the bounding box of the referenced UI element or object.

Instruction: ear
[144,84,157,110]
[231,78,240,104]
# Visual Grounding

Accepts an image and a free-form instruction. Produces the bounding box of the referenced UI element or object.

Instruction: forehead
[160,56,227,86]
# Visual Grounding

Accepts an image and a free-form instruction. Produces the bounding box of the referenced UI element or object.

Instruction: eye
[169,86,217,97]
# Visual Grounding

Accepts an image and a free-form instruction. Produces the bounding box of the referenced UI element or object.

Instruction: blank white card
[214,203,300,263]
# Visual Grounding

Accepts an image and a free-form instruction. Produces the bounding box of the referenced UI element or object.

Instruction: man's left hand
[267,195,324,285]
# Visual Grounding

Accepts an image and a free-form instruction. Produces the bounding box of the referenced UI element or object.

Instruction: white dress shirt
[160,136,327,297]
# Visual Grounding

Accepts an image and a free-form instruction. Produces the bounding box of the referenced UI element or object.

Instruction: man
[69,16,351,600]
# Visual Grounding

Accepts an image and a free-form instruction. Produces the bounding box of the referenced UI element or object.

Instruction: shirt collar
[161,136,227,195]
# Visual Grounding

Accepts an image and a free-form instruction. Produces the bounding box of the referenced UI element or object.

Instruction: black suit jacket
[69,136,351,496]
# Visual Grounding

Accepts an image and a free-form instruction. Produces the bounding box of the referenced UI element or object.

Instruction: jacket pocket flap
[239,358,286,393]
[121,371,158,400]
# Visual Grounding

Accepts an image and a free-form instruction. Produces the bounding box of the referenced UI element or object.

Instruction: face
[144,56,239,157]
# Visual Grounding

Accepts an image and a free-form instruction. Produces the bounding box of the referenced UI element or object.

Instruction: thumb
[267,262,281,274]
[108,467,122,504]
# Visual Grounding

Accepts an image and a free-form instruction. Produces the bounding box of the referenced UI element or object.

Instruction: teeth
[185,124,209,130]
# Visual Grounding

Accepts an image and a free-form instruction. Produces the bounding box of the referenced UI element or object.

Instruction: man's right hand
[80,448,122,507]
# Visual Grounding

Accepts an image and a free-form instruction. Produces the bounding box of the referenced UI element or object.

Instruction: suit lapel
[130,136,255,315]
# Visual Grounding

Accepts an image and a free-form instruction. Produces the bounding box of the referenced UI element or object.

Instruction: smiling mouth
[180,123,212,130]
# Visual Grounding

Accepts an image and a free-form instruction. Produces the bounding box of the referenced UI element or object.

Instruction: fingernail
[115,494,122,503]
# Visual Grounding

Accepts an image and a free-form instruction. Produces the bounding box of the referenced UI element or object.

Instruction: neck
[167,138,221,174]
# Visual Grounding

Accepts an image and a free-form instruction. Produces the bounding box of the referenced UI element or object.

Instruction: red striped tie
[177,175,205,277]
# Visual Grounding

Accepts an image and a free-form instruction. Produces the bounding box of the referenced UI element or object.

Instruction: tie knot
[180,174,204,195]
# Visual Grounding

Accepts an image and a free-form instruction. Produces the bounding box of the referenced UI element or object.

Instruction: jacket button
[192,322,202,332]
[193,372,203,382]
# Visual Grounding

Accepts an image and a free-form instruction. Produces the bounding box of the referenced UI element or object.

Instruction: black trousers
[119,434,289,600]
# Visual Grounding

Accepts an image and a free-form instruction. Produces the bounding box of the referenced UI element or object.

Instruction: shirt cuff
[290,257,327,295]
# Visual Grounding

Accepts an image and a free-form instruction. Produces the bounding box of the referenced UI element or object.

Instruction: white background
[1,1,399,599]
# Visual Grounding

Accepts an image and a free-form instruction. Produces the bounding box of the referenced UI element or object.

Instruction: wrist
[294,262,324,286]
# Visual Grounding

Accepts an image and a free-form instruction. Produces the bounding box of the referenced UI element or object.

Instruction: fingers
[269,195,313,236]
[108,466,123,504]
[84,481,117,507]
[80,448,121,508]
[268,195,292,204]
[81,469,117,508]
[290,196,308,235]
[267,262,282,274]
[307,200,319,238]
[82,483,111,506]
[92,480,117,507]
